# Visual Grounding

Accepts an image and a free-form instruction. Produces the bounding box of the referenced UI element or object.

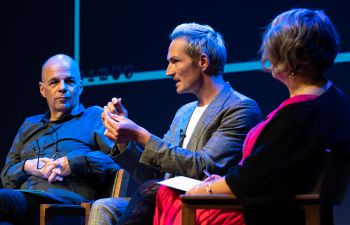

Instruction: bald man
[0,54,119,225]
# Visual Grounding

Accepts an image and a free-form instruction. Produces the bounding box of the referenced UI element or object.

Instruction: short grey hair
[260,8,340,79]
[170,23,227,76]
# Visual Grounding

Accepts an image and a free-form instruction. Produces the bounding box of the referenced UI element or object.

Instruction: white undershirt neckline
[182,104,209,148]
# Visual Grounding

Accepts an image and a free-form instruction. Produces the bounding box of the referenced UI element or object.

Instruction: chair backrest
[96,169,130,199]
[300,149,350,225]
[299,149,350,204]
[319,150,350,205]
[112,169,130,197]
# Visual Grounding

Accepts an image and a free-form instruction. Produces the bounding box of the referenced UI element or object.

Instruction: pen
[203,169,211,177]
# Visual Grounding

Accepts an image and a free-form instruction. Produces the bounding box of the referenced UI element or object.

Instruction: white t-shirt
[182,104,208,148]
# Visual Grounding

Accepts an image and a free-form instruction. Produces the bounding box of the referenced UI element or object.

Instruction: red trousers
[153,186,245,225]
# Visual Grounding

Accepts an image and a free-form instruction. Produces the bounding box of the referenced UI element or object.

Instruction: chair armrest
[180,194,241,225]
[180,194,242,209]
[294,194,320,204]
[180,193,321,207]
[180,194,322,225]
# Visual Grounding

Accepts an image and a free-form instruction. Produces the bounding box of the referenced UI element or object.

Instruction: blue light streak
[82,52,350,86]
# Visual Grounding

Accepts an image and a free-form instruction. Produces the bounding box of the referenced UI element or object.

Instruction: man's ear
[78,80,83,96]
[199,54,209,71]
[39,82,46,98]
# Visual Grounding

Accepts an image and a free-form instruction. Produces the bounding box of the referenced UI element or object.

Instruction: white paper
[158,176,203,192]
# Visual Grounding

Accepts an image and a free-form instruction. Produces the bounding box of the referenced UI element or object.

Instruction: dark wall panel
[1,0,349,223]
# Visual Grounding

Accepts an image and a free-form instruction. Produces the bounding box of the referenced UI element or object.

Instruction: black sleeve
[225,105,327,207]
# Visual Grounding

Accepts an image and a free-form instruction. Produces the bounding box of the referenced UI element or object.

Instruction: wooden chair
[181,151,350,225]
[40,169,130,225]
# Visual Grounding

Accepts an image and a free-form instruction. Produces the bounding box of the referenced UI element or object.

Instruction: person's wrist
[61,156,71,176]
[117,143,128,153]
[206,182,213,194]
[23,159,34,175]
[137,127,151,147]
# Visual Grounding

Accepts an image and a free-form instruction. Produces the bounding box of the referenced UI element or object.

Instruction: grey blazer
[111,83,261,182]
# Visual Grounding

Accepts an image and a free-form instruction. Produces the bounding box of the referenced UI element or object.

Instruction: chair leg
[81,202,91,225]
[40,204,49,225]
[304,205,320,225]
[182,202,196,225]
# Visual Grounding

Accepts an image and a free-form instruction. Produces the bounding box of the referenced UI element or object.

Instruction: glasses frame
[34,126,59,170]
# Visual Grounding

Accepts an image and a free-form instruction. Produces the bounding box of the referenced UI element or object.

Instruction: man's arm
[139,100,261,179]
[1,126,31,188]
[109,141,163,182]
[98,98,159,182]
[103,98,261,180]
[58,107,121,183]
[31,106,120,184]
[1,120,70,187]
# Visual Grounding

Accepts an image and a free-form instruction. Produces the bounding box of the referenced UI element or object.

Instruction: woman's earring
[288,72,295,79]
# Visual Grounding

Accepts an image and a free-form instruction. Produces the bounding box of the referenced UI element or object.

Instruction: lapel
[185,83,233,150]
[175,103,197,145]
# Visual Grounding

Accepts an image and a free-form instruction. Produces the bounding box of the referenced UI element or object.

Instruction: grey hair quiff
[260,8,340,78]
[170,23,227,76]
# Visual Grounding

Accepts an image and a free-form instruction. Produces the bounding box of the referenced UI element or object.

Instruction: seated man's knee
[91,198,113,209]
[137,179,160,198]
[91,198,129,216]
[89,198,130,225]
[0,190,28,223]
[0,222,14,225]
[0,189,27,210]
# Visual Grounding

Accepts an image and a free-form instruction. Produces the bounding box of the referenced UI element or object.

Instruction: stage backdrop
[2,1,349,224]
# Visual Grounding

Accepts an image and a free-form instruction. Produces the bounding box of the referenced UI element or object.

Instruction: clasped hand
[24,156,71,183]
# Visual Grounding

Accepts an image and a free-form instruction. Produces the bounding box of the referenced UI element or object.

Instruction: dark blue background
[1,1,349,223]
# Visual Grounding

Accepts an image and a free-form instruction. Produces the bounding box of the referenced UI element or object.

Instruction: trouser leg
[117,179,160,225]
[89,197,129,225]
[0,189,72,225]
[0,222,13,225]
[0,189,29,224]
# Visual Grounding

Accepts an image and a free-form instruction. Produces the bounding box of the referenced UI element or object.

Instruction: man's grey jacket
[111,83,261,182]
